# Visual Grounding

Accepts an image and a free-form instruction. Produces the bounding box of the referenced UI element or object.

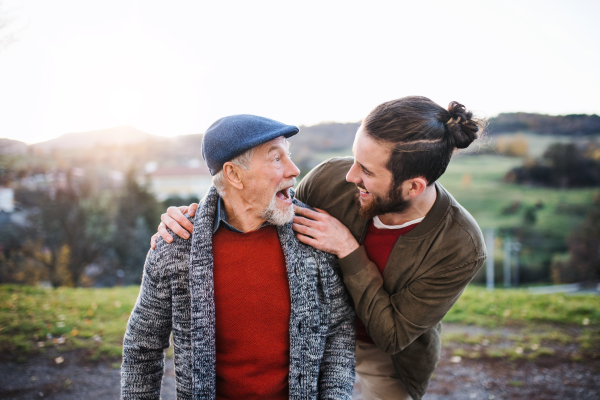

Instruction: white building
[144,166,213,201]
[0,187,15,212]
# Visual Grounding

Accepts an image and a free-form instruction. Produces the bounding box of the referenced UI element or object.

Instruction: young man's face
[243,136,300,225]
[346,126,412,219]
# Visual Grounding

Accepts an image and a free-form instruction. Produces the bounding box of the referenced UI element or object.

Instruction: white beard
[260,178,296,226]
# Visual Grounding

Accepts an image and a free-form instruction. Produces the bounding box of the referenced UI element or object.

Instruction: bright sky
[0,0,599,144]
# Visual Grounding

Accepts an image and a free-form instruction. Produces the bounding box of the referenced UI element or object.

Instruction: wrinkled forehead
[255,135,290,155]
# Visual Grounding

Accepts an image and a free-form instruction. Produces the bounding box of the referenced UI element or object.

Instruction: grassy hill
[438,154,599,234]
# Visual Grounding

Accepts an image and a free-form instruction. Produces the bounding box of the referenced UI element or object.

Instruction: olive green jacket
[296,157,486,400]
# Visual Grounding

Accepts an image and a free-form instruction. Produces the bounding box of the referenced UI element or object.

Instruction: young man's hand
[150,203,199,249]
[292,206,359,259]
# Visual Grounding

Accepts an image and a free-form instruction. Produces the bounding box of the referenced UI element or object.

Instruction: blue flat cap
[202,114,299,175]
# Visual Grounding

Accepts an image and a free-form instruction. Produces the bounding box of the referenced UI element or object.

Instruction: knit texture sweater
[121,186,356,400]
[212,225,290,399]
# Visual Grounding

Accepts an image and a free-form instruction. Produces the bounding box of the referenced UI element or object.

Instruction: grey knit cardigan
[121,186,356,399]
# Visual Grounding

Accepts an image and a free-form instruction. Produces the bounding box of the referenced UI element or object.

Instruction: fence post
[512,242,522,287]
[504,238,511,288]
[486,228,494,291]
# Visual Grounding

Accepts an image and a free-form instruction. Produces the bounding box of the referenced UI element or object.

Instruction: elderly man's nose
[286,159,300,178]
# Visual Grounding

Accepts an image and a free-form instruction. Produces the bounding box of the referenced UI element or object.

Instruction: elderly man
[121,115,355,400]
[153,97,487,400]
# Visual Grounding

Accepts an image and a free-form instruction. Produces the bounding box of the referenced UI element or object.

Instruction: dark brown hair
[363,96,485,186]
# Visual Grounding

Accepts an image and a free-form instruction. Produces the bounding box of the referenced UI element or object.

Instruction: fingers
[292,215,319,228]
[157,222,173,243]
[296,233,319,248]
[294,205,323,221]
[292,222,316,237]
[314,207,331,216]
[167,206,194,233]
[175,203,199,217]
[161,213,190,239]
[151,233,158,249]
[177,205,189,215]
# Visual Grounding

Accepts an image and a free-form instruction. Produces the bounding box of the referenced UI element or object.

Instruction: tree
[20,173,111,287]
[111,169,160,285]
[505,142,600,188]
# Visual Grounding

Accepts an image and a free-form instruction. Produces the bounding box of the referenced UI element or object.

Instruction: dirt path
[1,323,599,399]
[0,354,176,400]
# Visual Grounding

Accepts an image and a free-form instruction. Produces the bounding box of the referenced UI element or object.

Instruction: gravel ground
[1,323,599,400]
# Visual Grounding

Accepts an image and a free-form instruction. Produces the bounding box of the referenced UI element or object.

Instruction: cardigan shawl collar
[188,186,321,398]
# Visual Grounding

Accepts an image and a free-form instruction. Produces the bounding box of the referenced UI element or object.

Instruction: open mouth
[276,187,291,201]
[357,186,370,195]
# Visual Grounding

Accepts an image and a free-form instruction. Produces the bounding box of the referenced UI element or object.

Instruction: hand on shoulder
[150,203,198,249]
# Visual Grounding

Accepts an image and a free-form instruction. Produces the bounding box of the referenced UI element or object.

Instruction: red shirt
[212,225,291,400]
[355,220,420,344]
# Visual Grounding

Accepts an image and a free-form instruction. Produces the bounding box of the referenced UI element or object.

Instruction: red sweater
[355,220,419,344]
[212,225,291,400]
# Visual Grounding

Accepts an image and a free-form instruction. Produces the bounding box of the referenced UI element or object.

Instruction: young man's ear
[223,163,244,190]
[405,177,428,198]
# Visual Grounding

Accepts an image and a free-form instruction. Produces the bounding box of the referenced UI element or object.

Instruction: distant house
[144,166,213,201]
[0,187,15,213]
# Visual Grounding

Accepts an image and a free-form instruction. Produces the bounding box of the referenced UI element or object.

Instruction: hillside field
[438,154,599,235]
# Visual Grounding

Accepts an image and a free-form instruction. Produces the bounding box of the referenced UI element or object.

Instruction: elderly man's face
[244,136,300,225]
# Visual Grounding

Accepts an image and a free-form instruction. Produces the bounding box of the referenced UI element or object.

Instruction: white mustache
[276,178,296,192]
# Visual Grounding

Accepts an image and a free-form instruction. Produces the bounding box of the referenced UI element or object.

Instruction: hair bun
[444,101,480,149]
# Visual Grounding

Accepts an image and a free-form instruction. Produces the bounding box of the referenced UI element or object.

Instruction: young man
[154,97,487,400]
[122,115,356,400]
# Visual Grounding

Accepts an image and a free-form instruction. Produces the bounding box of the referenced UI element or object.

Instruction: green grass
[443,286,600,327]
[1,284,599,362]
[440,286,600,360]
[0,284,139,360]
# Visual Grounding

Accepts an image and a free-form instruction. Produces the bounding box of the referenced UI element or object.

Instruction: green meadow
[438,154,599,235]
[0,284,139,361]
[1,284,598,362]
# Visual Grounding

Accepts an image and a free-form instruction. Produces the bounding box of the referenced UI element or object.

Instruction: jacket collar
[402,182,452,239]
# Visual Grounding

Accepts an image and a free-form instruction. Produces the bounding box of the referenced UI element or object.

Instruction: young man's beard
[354,183,412,220]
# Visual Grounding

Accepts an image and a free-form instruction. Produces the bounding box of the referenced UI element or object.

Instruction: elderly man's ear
[223,163,244,190]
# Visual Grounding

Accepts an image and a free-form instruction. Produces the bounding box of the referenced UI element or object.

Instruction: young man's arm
[121,244,173,399]
[293,158,485,354]
[339,249,485,353]
[317,256,356,400]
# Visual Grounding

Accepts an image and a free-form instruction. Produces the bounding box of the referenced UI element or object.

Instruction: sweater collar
[213,195,272,234]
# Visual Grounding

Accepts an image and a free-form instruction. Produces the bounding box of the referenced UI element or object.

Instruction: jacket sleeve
[317,256,356,400]
[121,243,173,400]
[339,246,485,354]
